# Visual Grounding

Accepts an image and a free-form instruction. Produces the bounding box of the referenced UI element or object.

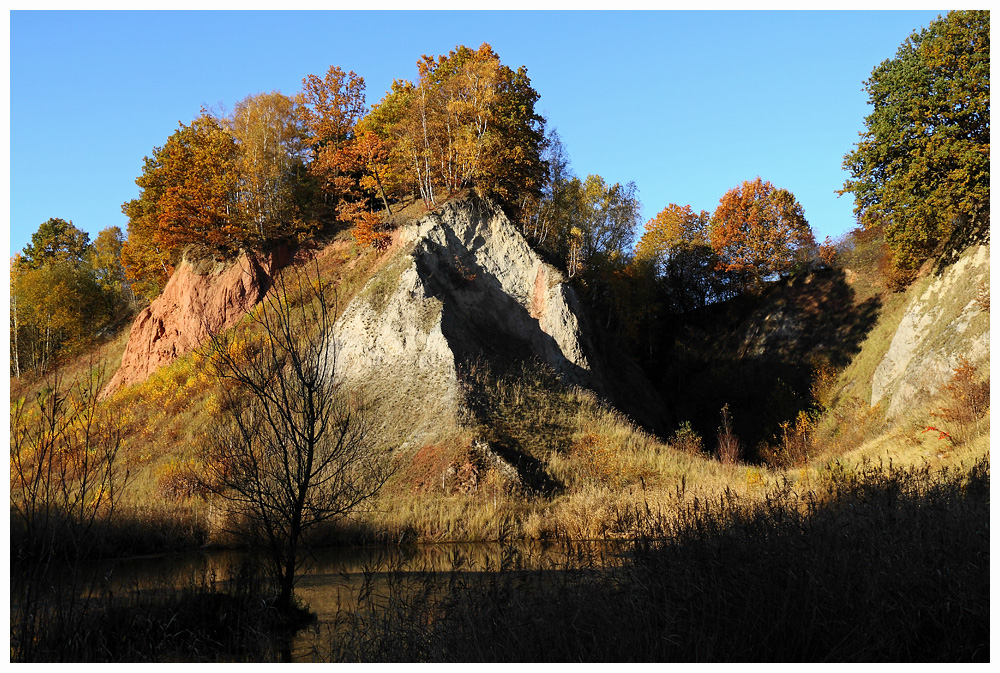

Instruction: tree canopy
[20,218,91,269]
[634,203,710,270]
[709,177,815,292]
[365,43,546,209]
[227,91,307,241]
[121,114,243,299]
[11,221,131,376]
[635,204,727,311]
[840,10,989,270]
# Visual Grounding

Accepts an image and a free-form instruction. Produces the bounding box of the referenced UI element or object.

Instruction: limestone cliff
[102,248,293,396]
[331,195,665,435]
[871,244,990,419]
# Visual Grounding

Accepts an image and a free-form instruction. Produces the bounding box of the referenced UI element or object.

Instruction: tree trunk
[374,169,392,216]
[277,505,304,612]
[11,290,20,378]
[278,554,296,612]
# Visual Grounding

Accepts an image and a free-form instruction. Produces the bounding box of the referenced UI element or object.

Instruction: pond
[87,540,627,661]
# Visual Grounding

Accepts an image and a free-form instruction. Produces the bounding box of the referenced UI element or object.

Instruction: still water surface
[97,540,624,661]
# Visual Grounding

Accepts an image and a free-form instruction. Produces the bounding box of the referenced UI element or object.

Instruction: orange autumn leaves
[365,43,545,210]
[637,177,815,294]
[121,44,547,295]
[710,177,814,289]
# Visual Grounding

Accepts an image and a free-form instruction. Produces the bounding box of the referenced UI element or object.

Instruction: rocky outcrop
[871,244,990,419]
[103,248,294,396]
[331,195,665,434]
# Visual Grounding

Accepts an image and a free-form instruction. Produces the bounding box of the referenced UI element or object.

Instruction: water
[84,540,626,661]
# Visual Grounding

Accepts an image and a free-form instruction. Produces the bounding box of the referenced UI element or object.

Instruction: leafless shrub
[715,404,742,465]
[10,362,132,661]
[201,262,391,612]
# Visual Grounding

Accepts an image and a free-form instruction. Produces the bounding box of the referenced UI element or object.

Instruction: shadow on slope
[653,268,881,459]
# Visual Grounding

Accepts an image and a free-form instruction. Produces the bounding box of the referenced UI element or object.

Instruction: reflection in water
[81,540,625,662]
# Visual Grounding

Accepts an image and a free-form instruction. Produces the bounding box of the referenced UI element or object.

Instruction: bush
[761,409,817,468]
[669,421,704,456]
[931,356,989,444]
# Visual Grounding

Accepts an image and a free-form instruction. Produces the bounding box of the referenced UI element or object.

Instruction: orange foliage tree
[299,66,368,223]
[635,203,729,311]
[363,43,545,210]
[121,114,244,299]
[634,203,710,269]
[154,115,243,252]
[709,177,815,292]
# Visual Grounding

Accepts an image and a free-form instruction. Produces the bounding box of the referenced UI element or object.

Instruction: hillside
[9,192,986,551]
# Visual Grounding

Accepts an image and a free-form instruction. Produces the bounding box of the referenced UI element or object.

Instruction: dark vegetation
[320,458,989,662]
[11,559,300,662]
[651,264,882,461]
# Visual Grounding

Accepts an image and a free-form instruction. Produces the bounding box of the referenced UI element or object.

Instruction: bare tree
[10,363,131,660]
[202,262,390,612]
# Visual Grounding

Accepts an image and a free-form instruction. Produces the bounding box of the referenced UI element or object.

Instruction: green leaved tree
[839,10,989,272]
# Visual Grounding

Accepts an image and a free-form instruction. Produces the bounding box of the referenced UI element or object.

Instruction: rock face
[103,248,293,396]
[871,244,990,419]
[332,195,663,433]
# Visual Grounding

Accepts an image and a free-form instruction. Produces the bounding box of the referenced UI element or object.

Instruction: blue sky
[9,10,946,257]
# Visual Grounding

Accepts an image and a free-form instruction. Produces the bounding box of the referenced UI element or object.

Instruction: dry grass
[319,454,989,662]
[9,231,403,557]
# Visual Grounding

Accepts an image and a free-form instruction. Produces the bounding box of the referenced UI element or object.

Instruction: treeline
[119,43,546,301]
[521,9,989,355]
[10,219,134,376]
[514,137,816,353]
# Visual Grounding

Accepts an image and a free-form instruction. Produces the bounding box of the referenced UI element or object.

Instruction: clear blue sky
[9,10,947,257]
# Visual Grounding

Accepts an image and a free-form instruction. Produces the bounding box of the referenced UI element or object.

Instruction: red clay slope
[102,248,294,397]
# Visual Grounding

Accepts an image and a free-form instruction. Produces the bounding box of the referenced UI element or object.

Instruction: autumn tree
[634,203,711,268]
[363,43,546,211]
[352,127,394,216]
[11,221,107,375]
[472,49,547,204]
[226,91,308,242]
[91,226,136,318]
[155,115,244,252]
[12,262,103,371]
[20,218,91,269]
[519,128,575,251]
[635,204,729,311]
[121,114,243,299]
[535,173,645,345]
[840,10,989,272]
[298,67,368,223]
[709,177,815,292]
[570,175,642,280]
[120,151,173,300]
